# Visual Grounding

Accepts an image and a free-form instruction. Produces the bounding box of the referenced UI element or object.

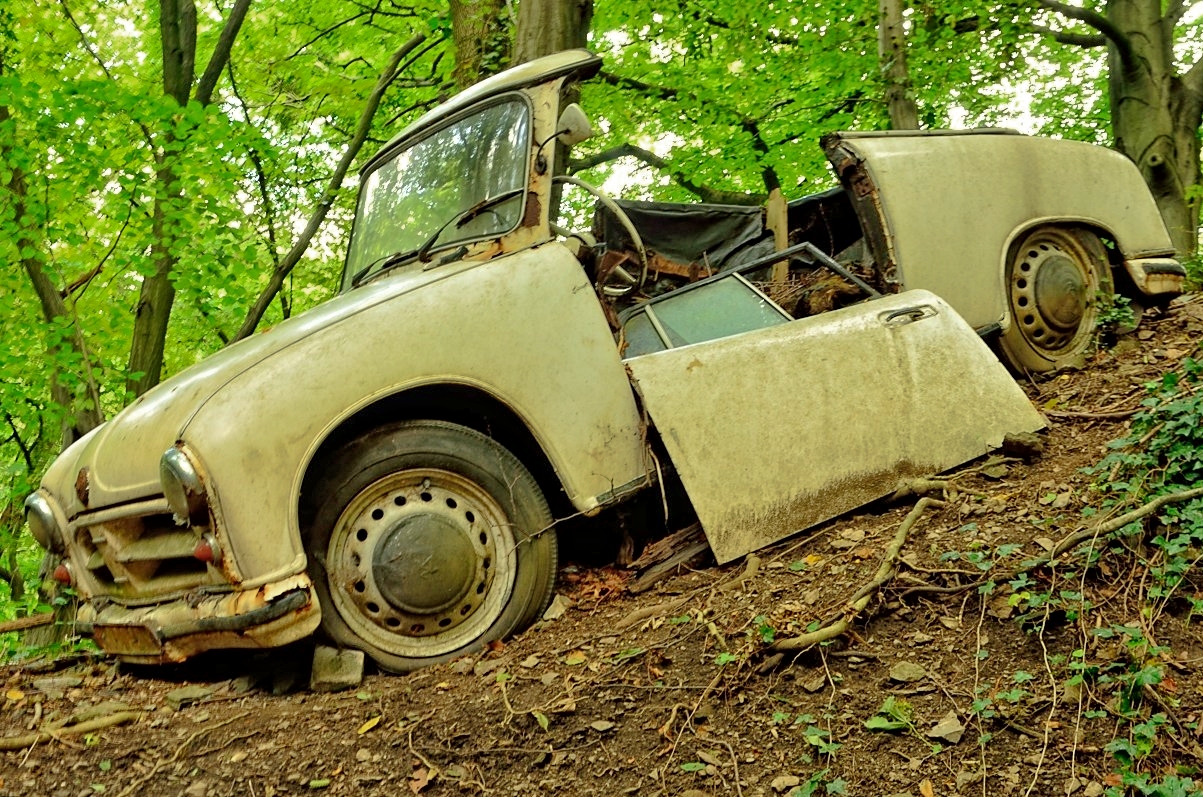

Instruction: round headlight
[24,491,63,552]
[160,447,207,523]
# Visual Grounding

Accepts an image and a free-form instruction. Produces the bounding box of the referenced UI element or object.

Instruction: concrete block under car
[310,645,364,692]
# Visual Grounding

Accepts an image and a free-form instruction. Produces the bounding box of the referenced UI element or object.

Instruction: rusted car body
[25,50,1181,671]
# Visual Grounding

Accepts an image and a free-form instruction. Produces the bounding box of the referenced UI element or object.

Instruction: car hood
[45,262,475,517]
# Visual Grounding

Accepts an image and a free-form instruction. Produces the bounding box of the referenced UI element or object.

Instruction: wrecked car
[25,50,1183,672]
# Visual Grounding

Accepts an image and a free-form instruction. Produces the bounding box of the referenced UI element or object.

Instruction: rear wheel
[998,226,1113,373]
[302,421,556,672]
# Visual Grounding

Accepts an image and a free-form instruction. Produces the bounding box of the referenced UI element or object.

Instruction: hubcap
[1011,240,1091,352]
[326,468,515,657]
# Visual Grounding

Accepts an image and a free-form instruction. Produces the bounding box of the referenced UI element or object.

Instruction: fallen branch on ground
[1050,486,1203,559]
[896,487,1203,600]
[770,498,945,652]
[0,711,142,751]
[0,613,55,634]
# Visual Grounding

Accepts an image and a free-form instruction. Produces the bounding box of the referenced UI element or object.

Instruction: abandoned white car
[25,50,1183,671]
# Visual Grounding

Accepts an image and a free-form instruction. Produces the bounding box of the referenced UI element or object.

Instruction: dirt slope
[1,297,1201,797]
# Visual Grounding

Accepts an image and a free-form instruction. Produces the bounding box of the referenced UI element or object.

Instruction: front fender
[182,245,649,578]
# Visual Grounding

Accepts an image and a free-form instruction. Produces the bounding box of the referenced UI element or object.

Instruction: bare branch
[287,11,369,61]
[1165,0,1195,27]
[1037,0,1134,66]
[194,0,252,106]
[62,199,136,300]
[234,33,429,341]
[1032,24,1105,47]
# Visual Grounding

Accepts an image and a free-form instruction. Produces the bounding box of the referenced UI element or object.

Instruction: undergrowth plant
[1040,358,1203,795]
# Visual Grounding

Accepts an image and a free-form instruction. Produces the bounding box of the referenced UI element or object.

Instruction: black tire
[301,420,556,672]
[998,226,1114,373]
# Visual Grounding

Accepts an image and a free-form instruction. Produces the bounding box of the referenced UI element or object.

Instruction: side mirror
[555,103,593,147]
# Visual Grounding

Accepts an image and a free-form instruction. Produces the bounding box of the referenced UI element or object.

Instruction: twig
[0,711,143,751]
[1045,409,1137,420]
[616,597,688,630]
[770,498,944,652]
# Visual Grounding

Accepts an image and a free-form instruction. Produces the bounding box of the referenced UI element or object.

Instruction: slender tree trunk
[0,56,103,446]
[512,0,592,65]
[1105,1,1198,255]
[127,0,251,396]
[450,0,507,89]
[878,0,919,129]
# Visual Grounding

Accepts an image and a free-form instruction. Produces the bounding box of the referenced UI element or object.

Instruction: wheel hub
[373,514,474,614]
[1033,254,1086,331]
[1010,240,1090,351]
[328,471,508,644]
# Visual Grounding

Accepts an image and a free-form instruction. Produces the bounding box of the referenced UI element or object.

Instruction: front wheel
[302,421,556,672]
[998,226,1113,373]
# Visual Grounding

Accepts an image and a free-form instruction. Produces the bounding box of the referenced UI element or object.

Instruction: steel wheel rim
[326,467,516,658]
[1009,233,1097,356]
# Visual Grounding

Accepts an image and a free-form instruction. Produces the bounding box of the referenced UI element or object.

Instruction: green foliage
[864,696,915,733]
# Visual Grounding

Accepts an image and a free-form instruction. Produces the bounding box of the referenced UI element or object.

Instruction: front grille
[72,501,226,599]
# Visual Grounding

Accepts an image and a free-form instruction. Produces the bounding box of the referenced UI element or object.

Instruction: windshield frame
[341,91,534,292]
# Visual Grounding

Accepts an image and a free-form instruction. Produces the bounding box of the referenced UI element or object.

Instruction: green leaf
[864,714,909,732]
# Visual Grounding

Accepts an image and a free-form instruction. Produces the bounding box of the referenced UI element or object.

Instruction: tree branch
[1182,54,1203,101]
[569,143,762,205]
[234,32,429,341]
[1032,24,1105,47]
[1037,0,1134,66]
[194,0,252,106]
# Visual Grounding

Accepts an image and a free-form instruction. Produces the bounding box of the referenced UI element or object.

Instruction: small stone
[771,775,801,792]
[1064,776,1082,795]
[889,661,927,683]
[309,646,364,693]
[519,655,540,669]
[927,711,965,744]
[1083,782,1104,797]
[956,769,985,789]
[589,720,615,732]
[909,632,935,645]
[1001,432,1043,460]
[1034,537,1056,552]
[539,672,558,686]
[801,673,827,693]
[166,686,213,711]
[355,748,371,762]
[184,780,209,797]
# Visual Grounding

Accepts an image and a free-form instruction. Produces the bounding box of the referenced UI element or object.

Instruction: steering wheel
[553,175,649,297]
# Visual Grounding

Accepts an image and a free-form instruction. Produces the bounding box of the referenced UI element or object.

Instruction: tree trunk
[0,61,104,446]
[512,0,592,65]
[450,0,508,89]
[1105,1,1199,256]
[878,0,919,130]
[127,0,250,396]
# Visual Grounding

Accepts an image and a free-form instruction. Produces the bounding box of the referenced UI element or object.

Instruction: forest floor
[1,296,1202,797]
